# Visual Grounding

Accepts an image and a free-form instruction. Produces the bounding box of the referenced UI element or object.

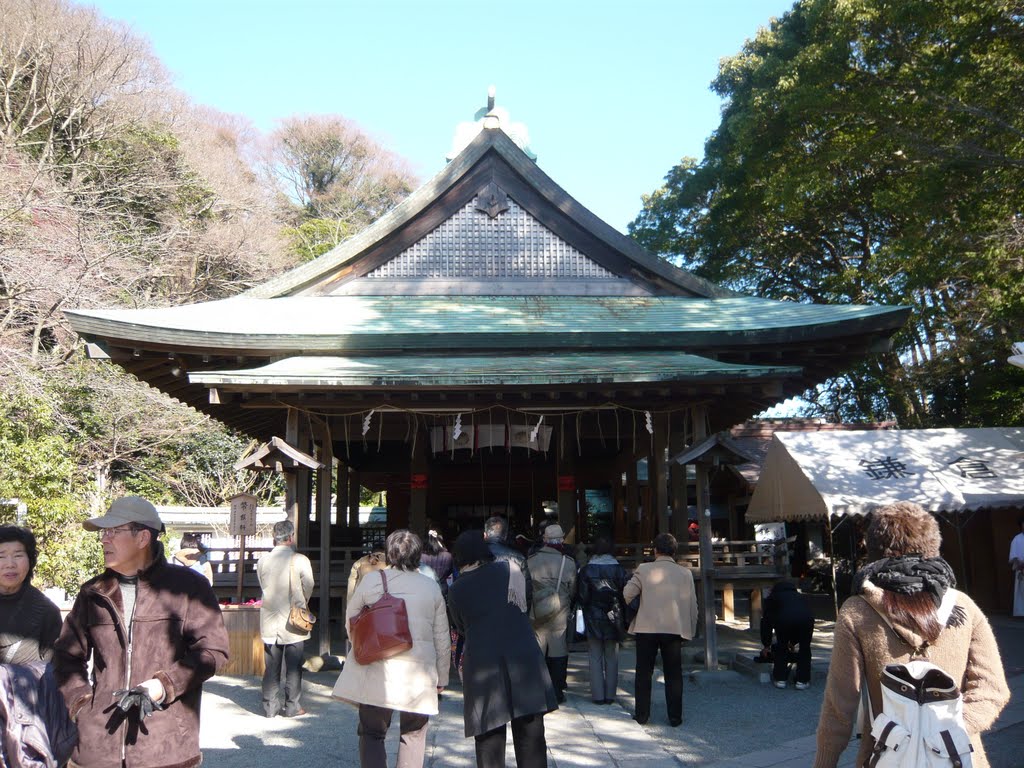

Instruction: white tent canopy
[746,428,1024,522]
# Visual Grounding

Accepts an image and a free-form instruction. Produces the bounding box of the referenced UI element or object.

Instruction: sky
[83,0,794,234]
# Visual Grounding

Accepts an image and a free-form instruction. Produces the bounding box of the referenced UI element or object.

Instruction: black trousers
[545,655,568,701]
[772,619,813,684]
[261,641,304,716]
[634,633,683,724]
[474,713,547,768]
[358,704,430,768]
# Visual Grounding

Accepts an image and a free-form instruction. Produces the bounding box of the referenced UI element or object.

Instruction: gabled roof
[189,352,802,389]
[243,127,736,299]
[65,295,909,354]
[62,118,912,440]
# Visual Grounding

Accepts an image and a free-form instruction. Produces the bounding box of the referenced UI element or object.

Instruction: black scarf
[852,555,956,607]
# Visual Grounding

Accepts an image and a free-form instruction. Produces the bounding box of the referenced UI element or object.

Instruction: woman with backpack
[576,537,629,705]
[813,502,1010,767]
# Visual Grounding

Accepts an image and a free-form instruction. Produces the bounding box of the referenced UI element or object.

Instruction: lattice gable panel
[364,195,620,281]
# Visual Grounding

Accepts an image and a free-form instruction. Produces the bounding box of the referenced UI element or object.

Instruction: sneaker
[795,681,810,690]
[773,680,787,689]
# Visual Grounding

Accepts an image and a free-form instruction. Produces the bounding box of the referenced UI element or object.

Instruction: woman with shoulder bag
[576,537,629,705]
[333,530,450,768]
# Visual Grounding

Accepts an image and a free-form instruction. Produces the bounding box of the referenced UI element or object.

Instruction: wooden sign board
[228,493,258,537]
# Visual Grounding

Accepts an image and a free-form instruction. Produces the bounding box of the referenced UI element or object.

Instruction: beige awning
[746,428,1024,521]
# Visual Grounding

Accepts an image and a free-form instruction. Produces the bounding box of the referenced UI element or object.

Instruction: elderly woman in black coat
[447,530,557,768]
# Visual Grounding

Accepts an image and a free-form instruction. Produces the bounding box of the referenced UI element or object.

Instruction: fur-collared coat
[813,583,1009,768]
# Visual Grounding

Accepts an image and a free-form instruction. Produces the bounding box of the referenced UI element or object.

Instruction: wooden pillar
[315,427,333,657]
[669,419,687,539]
[613,463,626,542]
[652,413,669,535]
[557,415,577,543]
[344,468,358,529]
[285,408,299,530]
[409,423,428,536]
[721,584,734,623]
[296,415,312,546]
[334,458,348,529]
[750,587,764,629]
[349,470,362,537]
[625,458,640,544]
[693,405,718,671]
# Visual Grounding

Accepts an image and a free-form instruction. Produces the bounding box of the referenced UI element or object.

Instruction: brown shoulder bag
[349,570,413,665]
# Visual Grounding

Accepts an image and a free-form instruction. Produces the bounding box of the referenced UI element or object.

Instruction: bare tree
[0,0,169,170]
[264,114,417,232]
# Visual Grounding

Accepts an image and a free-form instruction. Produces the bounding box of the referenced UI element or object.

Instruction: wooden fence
[207,535,795,628]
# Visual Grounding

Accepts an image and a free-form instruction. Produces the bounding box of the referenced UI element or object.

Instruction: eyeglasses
[97,525,138,540]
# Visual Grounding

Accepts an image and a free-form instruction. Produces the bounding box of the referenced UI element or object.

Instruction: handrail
[205,535,796,593]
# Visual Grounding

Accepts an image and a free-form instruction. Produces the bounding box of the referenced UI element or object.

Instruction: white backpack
[865,660,973,768]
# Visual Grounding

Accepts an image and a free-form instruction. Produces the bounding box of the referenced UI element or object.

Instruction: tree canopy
[0,0,414,590]
[631,0,1024,427]
[265,115,418,261]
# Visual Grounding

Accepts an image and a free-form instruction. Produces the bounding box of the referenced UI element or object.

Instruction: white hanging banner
[430,423,552,453]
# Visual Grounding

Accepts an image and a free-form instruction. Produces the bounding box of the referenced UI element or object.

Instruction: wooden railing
[206,536,795,626]
[616,536,795,576]
[205,545,369,599]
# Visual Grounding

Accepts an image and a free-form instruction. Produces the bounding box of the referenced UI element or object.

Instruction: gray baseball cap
[84,496,165,533]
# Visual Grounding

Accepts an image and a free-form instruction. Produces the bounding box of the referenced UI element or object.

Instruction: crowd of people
[0,499,1013,768]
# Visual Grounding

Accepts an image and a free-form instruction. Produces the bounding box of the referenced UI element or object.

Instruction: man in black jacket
[760,580,814,689]
[484,516,532,608]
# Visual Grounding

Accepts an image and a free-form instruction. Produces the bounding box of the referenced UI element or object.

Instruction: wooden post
[335,458,348,532]
[315,425,333,657]
[749,587,764,629]
[625,458,640,544]
[557,415,577,542]
[285,409,299,530]
[409,423,428,536]
[236,534,246,605]
[721,584,734,623]
[669,419,687,538]
[296,415,312,545]
[652,413,669,534]
[349,470,362,541]
[228,493,257,605]
[693,405,718,671]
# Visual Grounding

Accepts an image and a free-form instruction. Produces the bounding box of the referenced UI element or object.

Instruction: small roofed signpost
[229,493,258,604]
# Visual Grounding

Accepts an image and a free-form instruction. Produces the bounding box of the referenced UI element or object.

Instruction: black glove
[112,686,157,719]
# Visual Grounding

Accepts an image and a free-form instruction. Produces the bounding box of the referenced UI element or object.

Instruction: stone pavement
[198,616,1024,767]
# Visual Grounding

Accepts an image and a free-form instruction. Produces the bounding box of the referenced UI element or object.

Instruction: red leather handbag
[350,570,413,665]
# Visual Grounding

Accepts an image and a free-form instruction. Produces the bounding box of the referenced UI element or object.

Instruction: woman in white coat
[333,530,451,768]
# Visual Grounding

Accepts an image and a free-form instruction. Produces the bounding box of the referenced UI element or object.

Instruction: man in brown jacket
[623,532,698,727]
[54,496,229,768]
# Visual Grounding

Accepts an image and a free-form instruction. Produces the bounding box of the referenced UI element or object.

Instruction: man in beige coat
[527,523,577,703]
[623,532,697,726]
[257,520,314,718]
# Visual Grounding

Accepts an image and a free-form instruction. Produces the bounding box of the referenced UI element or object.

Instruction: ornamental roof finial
[447,86,537,162]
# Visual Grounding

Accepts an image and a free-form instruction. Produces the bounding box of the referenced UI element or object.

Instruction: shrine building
[65,97,910,576]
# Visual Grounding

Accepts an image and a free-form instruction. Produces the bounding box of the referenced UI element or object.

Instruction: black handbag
[606,598,628,641]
